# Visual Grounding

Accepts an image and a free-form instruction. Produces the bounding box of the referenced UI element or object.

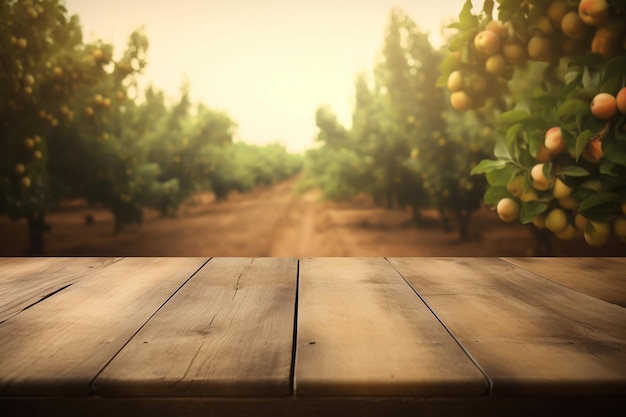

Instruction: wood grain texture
[0,257,208,396]
[388,257,626,396]
[96,257,298,397]
[0,257,120,322]
[501,257,626,307]
[295,257,487,397]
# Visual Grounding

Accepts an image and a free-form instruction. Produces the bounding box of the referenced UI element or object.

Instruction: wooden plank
[295,257,487,397]
[501,257,626,307]
[0,257,120,322]
[389,257,626,396]
[96,257,297,397]
[0,257,208,396]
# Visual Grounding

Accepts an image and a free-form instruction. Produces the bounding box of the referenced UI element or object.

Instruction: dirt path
[1,176,624,256]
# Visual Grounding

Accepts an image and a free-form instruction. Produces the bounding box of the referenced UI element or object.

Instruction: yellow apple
[527,36,553,62]
[497,198,520,222]
[591,93,617,119]
[544,127,566,154]
[575,213,588,230]
[614,217,626,242]
[450,91,475,111]
[552,178,573,199]
[584,221,610,246]
[474,30,502,56]
[485,54,507,76]
[507,175,524,197]
[561,11,590,39]
[556,224,577,240]
[546,208,569,233]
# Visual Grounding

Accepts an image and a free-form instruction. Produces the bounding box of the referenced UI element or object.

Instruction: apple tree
[441,0,626,250]
[0,0,89,253]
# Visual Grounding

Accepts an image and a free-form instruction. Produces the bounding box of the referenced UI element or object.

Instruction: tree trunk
[411,202,423,226]
[26,214,46,255]
[457,209,471,241]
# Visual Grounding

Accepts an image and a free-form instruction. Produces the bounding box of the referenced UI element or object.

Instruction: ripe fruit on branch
[592,18,626,59]
[23,74,35,86]
[548,0,571,27]
[544,127,566,154]
[527,36,553,62]
[53,66,63,77]
[21,177,31,188]
[534,16,554,36]
[584,221,610,246]
[552,178,573,199]
[617,88,626,114]
[24,138,35,149]
[614,217,626,243]
[33,150,42,160]
[450,91,475,111]
[447,71,464,92]
[474,30,501,56]
[497,198,519,222]
[485,20,508,39]
[556,224,576,240]
[561,11,590,40]
[531,163,552,190]
[578,0,610,27]
[545,208,568,233]
[14,164,25,175]
[16,38,27,49]
[582,139,603,162]
[591,93,617,119]
[503,41,528,65]
[506,175,524,197]
[485,54,506,76]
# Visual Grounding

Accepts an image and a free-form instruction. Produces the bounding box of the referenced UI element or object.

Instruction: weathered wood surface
[295,257,488,397]
[1,256,625,417]
[96,257,297,397]
[388,257,626,396]
[501,257,626,307]
[0,257,208,395]
[0,257,120,322]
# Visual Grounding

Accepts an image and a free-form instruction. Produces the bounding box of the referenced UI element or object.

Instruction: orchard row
[0,0,302,253]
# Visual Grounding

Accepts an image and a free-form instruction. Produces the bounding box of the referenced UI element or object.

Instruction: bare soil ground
[1,176,625,257]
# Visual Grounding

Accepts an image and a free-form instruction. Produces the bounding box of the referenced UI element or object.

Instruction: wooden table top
[0,257,625,417]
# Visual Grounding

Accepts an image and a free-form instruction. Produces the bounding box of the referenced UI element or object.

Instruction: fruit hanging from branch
[439,0,626,247]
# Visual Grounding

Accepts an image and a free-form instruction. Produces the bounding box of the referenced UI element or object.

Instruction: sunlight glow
[63,0,470,153]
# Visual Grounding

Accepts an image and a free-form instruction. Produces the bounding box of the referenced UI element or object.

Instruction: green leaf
[438,54,460,74]
[599,160,625,177]
[486,165,517,186]
[578,192,620,213]
[602,135,626,166]
[557,99,590,119]
[494,137,513,161]
[602,56,626,83]
[484,185,511,206]
[470,159,507,175]
[520,200,548,224]
[499,110,531,125]
[482,0,495,18]
[575,130,594,160]
[558,165,590,178]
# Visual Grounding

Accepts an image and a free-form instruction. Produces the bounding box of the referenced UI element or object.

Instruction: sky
[63,0,471,153]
